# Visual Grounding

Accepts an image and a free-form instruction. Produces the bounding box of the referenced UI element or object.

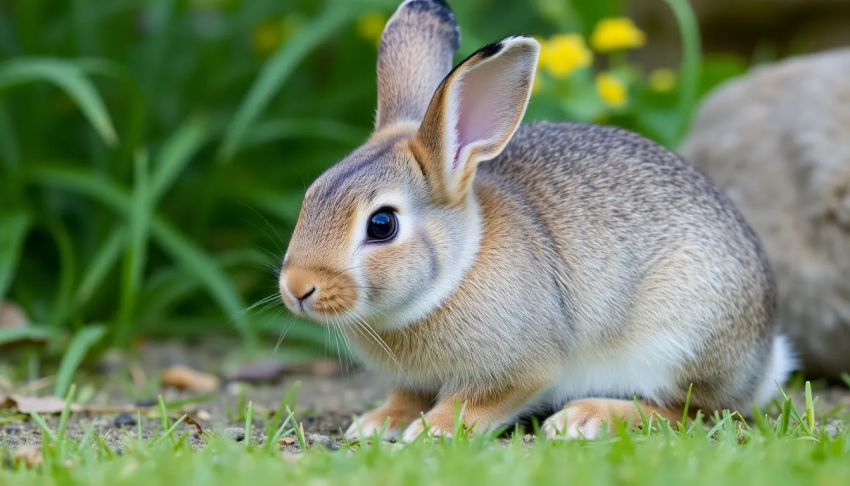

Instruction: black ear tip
[477,40,504,59]
[476,35,538,59]
[405,0,456,21]
[401,0,460,49]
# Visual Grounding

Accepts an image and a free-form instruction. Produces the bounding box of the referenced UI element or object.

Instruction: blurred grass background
[0,0,841,370]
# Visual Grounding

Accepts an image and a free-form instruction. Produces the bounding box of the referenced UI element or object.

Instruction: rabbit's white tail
[754,334,798,406]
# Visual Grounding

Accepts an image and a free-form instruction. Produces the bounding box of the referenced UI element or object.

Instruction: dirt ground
[1,339,848,453]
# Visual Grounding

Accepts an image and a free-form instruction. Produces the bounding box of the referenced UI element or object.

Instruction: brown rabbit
[680,48,850,378]
[278,0,793,441]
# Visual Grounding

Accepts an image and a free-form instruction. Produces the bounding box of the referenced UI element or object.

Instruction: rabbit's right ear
[375,0,461,130]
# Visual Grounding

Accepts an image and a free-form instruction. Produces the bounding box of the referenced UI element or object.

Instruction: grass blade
[29,411,58,444]
[154,414,187,446]
[0,100,19,169]
[0,57,117,145]
[0,211,30,301]
[805,381,815,434]
[679,383,693,433]
[158,395,173,444]
[0,326,59,347]
[218,4,358,162]
[44,218,76,328]
[665,0,701,145]
[30,166,249,339]
[152,219,252,341]
[137,411,144,451]
[266,380,300,450]
[57,384,77,462]
[54,325,106,398]
[116,150,151,345]
[750,404,776,439]
[245,400,253,447]
[150,116,211,203]
[75,227,125,304]
[779,398,792,436]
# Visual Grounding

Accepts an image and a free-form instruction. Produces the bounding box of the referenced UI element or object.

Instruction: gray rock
[113,413,137,428]
[816,423,842,439]
[307,433,339,451]
[223,427,245,442]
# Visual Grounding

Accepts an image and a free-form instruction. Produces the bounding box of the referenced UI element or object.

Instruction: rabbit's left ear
[412,35,539,205]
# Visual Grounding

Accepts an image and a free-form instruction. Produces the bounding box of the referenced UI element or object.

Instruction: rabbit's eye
[366,208,397,242]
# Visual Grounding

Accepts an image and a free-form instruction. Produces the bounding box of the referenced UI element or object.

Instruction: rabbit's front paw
[344,410,402,441]
[344,388,434,442]
[542,401,606,440]
[400,411,454,443]
[542,398,681,440]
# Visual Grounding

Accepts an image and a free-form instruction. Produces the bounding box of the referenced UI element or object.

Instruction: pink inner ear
[453,85,491,169]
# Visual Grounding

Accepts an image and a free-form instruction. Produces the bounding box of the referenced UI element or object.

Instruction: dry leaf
[13,445,42,468]
[0,394,78,414]
[0,301,27,329]
[161,365,220,392]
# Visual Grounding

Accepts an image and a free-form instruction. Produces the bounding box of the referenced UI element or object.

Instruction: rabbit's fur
[680,48,850,378]
[279,0,794,441]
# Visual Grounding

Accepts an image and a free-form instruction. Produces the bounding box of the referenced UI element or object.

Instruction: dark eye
[366,208,397,242]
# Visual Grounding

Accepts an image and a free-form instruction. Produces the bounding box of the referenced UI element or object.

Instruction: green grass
[1,382,848,485]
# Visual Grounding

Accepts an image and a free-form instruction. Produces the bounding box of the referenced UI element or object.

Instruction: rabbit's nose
[295,286,316,303]
[281,269,319,311]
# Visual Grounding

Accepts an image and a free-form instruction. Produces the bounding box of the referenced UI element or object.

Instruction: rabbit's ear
[375,0,461,130]
[412,35,539,205]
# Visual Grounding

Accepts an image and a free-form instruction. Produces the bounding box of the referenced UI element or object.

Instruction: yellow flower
[251,16,303,57]
[590,18,646,52]
[649,68,676,92]
[252,20,282,56]
[596,72,627,107]
[542,33,592,78]
[357,13,388,47]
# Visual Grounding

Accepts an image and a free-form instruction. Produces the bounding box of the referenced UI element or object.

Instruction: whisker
[229,293,280,321]
[336,297,401,370]
[273,317,294,354]
[240,202,287,254]
[250,243,284,265]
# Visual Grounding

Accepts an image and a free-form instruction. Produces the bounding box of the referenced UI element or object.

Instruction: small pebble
[114,413,137,428]
[307,434,339,451]
[224,427,245,442]
[134,398,158,407]
[818,424,842,439]
[113,447,124,456]
[5,426,19,434]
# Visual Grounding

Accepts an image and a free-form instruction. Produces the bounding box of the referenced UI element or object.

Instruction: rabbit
[278,0,795,442]
[679,48,850,379]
